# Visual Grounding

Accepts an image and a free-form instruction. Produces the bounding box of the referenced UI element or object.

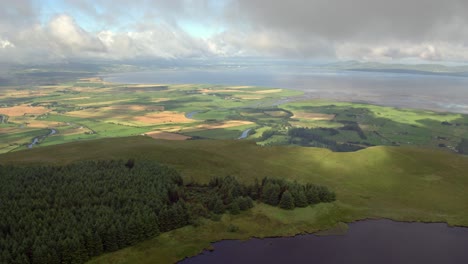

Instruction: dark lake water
[180,220,468,264]
[104,68,468,114]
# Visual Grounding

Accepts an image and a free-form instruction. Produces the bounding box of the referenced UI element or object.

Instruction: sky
[1,0,468,64]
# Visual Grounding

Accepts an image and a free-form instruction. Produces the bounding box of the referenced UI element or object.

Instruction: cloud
[48,15,106,53]
[222,0,468,61]
[229,0,468,41]
[0,14,107,63]
[97,24,213,59]
[2,0,468,63]
[207,29,334,58]
[0,14,215,63]
[0,0,224,63]
[0,39,15,49]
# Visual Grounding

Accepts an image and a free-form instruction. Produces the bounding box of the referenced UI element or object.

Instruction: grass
[282,100,464,126]
[0,128,50,151]
[1,136,467,263]
[279,100,468,150]
[87,203,356,264]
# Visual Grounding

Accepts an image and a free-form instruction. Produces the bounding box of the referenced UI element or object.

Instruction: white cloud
[335,42,468,62]
[47,15,106,53]
[0,14,216,63]
[207,29,334,58]
[95,23,214,59]
[0,39,15,49]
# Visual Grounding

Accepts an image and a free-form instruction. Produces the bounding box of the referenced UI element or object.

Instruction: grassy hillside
[1,136,467,263]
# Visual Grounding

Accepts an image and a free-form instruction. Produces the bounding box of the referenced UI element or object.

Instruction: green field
[1,76,468,263]
[0,79,303,153]
[1,136,467,263]
[2,78,467,155]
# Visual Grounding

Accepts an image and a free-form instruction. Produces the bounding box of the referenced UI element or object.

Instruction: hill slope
[1,136,467,263]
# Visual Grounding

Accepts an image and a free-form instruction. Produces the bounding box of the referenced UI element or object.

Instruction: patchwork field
[1,77,467,155]
[0,104,51,116]
[0,78,300,153]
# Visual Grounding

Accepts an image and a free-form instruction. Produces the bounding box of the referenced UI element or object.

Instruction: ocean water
[105,68,468,114]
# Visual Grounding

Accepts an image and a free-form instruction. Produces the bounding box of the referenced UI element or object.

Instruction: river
[104,68,468,114]
[28,129,57,149]
[185,111,199,119]
[180,219,468,264]
[238,128,252,139]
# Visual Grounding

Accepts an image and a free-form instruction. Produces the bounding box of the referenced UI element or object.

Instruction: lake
[104,68,468,114]
[180,219,468,264]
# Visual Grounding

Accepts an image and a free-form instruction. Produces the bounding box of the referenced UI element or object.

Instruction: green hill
[1,136,467,263]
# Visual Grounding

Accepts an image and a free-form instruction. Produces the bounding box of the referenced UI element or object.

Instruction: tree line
[457,138,468,154]
[288,127,364,152]
[0,160,335,264]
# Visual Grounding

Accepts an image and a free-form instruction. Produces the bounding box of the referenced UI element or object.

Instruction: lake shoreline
[179,216,468,263]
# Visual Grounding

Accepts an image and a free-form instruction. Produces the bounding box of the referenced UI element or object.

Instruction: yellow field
[78,77,103,82]
[192,120,254,130]
[22,120,61,128]
[0,105,51,116]
[254,89,282,94]
[150,98,170,103]
[292,112,336,120]
[105,104,165,112]
[134,111,195,124]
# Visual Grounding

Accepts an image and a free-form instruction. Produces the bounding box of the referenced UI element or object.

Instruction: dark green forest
[457,138,468,154]
[0,160,335,264]
[288,127,364,152]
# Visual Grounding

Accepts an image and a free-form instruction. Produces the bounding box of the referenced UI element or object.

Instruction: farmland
[0,78,299,153]
[1,77,467,155]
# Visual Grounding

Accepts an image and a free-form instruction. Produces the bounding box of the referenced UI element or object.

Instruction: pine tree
[230,200,241,215]
[47,250,60,264]
[306,186,320,204]
[279,190,295,210]
[317,186,336,202]
[245,196,254,209]
[102,226,118,252]
[213,198,225,214]
[262,182,281,206]
[294,189,308,208]
[90,231,103,256]
[237,197,248,211]
[158,207,171,232]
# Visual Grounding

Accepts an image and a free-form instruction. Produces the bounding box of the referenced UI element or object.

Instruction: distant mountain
[324,61,468,77]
